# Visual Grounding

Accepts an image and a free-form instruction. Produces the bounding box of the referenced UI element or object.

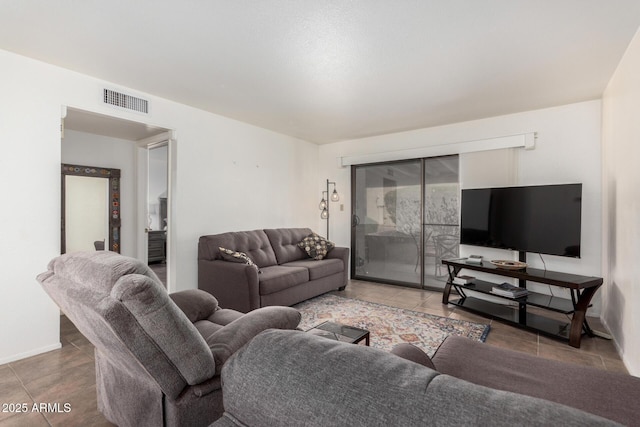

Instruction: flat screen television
[460,183,582,258]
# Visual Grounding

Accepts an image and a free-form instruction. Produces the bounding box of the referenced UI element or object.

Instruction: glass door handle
[352,215,360,227]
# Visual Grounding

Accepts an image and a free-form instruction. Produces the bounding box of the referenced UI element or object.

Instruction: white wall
[319,100,603,303]
[62,130,137,257]
[602,27,640,376]
[0,49,319,364]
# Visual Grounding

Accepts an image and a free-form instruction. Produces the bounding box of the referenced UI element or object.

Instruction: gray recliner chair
[37,251,301,427]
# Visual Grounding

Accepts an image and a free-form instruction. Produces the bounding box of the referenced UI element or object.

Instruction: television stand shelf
[442,258,603,348]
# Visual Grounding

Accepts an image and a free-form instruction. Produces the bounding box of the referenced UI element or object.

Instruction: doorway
[351,155,460,290]
[61,107,172,286]
[146,143,169,286]
[61,164,120,254]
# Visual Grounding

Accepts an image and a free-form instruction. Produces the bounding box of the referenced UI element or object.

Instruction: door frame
[136,131,175,291]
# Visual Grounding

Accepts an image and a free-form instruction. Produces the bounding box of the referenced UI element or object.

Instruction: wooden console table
[442,258,603,348]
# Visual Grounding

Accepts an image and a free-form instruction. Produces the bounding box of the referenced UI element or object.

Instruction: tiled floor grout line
[5,364,54,427]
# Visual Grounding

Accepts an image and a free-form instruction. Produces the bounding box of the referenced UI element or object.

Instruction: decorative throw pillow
[218,247,261,273]
[297,233,335,260]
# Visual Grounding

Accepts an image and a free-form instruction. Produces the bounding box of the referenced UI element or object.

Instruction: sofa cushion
[193,320,224,339]
[192,309,245,346]
[264,228,313,264]
[198,230,277,268]
[297,233,335,260]
[258,265,309,295]
[282,258,343,281]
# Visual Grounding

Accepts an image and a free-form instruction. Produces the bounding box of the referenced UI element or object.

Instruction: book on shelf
[465,255,483,264]
[453,275,475,285]
[491,282,529,298]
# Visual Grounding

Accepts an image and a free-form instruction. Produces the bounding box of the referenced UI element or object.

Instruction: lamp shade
[320,208,329,219]
[319,198,327,210]
[331,188,340,202]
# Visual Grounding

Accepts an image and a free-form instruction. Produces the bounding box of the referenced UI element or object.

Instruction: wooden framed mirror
[61,164,121,253]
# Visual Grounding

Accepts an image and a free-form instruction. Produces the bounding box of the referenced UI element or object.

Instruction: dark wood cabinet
[159,197,167,230]
[148,231,166,263]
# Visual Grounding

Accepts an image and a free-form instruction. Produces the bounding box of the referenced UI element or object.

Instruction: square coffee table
[307,321,370,346]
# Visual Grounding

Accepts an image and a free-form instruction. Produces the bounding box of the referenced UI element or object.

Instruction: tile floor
[0,280,628,426]
[0,316,113,427]
[338,280,629,373]
[149,262,167,287]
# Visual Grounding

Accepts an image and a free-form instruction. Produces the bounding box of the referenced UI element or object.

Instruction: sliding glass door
[423,156,460,288]
[352,160,422,287]
[351,155,459,289]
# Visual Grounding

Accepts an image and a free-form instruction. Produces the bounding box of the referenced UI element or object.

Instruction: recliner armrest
[205,306,301,374]
[170,289,219,323]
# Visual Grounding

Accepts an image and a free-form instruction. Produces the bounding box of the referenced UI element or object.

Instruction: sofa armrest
[391,343,436,370]
[326,246,348,261]
[205,306,301,374]
[169,289,219,323]
[326,246,349,287]
[431,335,640,426]
[198,259,260,313]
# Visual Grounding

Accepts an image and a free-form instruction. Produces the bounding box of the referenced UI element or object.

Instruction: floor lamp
[319,179,339,240]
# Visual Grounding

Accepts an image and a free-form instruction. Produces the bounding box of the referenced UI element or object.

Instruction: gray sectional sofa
[213,329,637,427]
[198,228,349,312]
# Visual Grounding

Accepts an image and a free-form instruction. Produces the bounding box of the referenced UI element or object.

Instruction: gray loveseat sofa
[198,228,349,312]
[213,329,640,426]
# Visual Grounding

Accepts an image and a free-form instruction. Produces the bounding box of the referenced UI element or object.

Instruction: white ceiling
[2,1,640,144]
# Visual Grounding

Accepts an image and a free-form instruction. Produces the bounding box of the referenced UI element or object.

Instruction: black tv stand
[442,257,603,348]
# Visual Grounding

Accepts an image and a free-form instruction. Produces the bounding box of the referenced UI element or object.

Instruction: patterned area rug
[294,294,490,356]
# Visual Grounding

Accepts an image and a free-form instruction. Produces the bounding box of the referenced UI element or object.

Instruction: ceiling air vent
[103,89,149,114]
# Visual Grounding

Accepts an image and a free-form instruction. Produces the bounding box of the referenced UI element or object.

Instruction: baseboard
[0,342,62,365]
[592,330,613,340]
